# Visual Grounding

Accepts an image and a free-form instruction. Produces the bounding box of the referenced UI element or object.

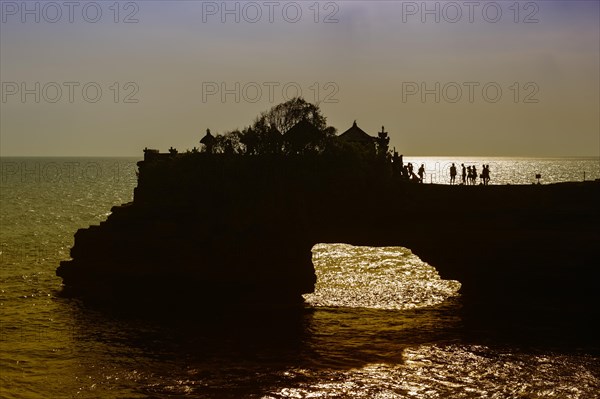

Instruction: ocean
[1,157,599,398]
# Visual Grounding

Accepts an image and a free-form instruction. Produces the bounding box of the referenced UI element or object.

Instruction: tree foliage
[212,97,336,155]
[257,97,328,134]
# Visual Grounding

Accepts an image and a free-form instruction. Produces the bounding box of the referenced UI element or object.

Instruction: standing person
[472,165,478,185]
[418,164,425,183]
[481,165,486,185]
[450,163,457,185]
[484,164,491,185]
[467,166,472,185]
[461,163,466,185]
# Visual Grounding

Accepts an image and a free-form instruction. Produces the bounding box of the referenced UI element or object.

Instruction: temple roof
[283,119,321,145]
[200,129,216,145]
[338,121,375,143]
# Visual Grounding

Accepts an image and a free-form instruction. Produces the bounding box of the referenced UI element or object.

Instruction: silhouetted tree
[241,120,283,155]
[260,97,327,134]
[213,130,245,155]
[225,97,336,155]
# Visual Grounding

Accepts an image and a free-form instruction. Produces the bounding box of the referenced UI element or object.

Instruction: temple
[192,120,388,157]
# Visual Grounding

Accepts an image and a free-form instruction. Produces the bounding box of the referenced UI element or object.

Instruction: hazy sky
[1,0,598,156]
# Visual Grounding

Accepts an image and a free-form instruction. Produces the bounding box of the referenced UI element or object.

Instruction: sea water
[1,157,599,398]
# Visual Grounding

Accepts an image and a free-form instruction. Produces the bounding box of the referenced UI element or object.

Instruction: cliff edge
[57,154,600,317]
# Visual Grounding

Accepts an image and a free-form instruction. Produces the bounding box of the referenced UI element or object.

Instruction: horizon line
[1,154,599,159]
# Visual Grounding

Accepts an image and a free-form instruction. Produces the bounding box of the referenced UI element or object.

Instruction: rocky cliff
[57,154,600,317]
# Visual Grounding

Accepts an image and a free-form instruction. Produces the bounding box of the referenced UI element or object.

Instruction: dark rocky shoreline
[57,154,600,323]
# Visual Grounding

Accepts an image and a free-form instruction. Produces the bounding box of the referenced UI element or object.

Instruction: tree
[225,97,336,155]
[242,118,283,155]
[213,130,245,155]
[258,97,328,134]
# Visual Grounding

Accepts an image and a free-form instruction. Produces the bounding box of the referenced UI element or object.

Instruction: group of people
[402,162,427,183]
[450,163,491,185]
[402,161,492,185]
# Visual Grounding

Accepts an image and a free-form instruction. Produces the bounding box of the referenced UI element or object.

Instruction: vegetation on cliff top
[152,98,390,160]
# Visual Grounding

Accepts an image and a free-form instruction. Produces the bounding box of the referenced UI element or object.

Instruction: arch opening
[304,243,461,310]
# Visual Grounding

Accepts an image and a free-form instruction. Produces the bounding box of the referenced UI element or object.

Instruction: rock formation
[57,153,600,319]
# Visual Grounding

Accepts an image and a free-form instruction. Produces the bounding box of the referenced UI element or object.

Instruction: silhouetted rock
[57,150,600,320]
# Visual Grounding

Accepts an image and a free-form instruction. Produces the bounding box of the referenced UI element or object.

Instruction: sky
[0,0,599,157]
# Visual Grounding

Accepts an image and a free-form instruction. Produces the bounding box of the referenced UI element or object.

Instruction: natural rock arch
[58,155,600,322]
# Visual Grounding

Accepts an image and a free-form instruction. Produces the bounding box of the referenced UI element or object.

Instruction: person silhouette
[466,166,472,185]
[450,163,457,185]
[472,165,477,185]
[480,164,487,185]
[418,164,425,183]
[481,165,486,185]
[461,163,466,185]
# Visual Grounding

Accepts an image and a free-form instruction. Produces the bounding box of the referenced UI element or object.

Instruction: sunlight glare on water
[264,345,599,399]
[305,244,461,310]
